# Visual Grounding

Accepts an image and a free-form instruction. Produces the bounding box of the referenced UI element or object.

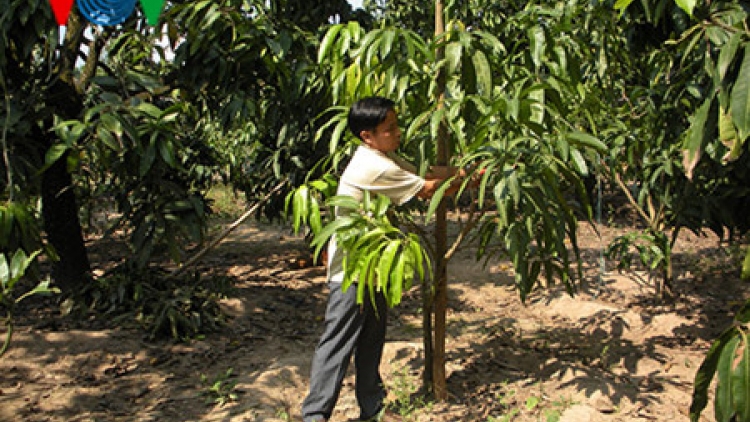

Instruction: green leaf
[445,42,462,75]
[9,250,30,282]
[330,115,349,155]
[736,300,750,324]
[100,113,123,137]
[352,227,387,251]
[362,190,371,215]
[732,330,750,421]
[134,102,162,119]
[425,178,454,222]
[0,254,9,288]
[311,217,356,258]
[717,34,743,83]
[140,141,157,176]
[45,144,70,166]
[319,24,344,63]
[528,25,545,70]
[326,195,360,211]
[730,46,750,142]
[716,333,740,421]
[97,127,120,152]
[293,186,308,234]
[407,236,427,284]
[377,240,399,292]
[372,195,391,217]
[157,140,177,168]
[742,248,750,280]
[16,279,59,303]
[683,98,712,180]
[390,249,407,307]
[309,196,322,235]
[674,0,697,16]
[472,50,492,96]
[380,28,395,59]
[564,132,606,152]
[570,149,588,176]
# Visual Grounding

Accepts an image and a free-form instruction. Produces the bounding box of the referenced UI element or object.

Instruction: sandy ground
[1,217,747,422]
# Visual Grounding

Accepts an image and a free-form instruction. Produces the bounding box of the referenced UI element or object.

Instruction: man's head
[348,97,401,153]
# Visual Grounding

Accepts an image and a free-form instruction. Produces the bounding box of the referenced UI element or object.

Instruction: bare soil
[1,214,748,422]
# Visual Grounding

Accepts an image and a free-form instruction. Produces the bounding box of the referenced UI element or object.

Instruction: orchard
[1,0,748,421]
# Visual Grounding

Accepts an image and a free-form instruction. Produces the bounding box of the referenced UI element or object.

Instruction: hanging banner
[48,0,165,26]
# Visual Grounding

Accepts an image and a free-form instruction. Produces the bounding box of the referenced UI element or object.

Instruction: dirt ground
[1,213,748,422]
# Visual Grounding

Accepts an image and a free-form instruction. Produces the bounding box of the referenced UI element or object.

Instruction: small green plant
[389,366,432,419]
[525,396,540,412]
[206,183,245,219]
[488,385,575,422]
[488,410,519,422]
[543,409,561,422]
[275,407,291,421]
[200,368,238,406]
[488,386,520,422]
[71,268,231,341]
[606,228,673,297]
[1,249,59,357]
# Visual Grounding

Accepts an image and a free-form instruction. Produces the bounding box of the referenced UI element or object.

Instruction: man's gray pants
[301,282,387,422]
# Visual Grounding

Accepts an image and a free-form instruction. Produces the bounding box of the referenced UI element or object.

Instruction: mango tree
[1,0,354,340]
[290,0,607,399]
[609,0,750,418]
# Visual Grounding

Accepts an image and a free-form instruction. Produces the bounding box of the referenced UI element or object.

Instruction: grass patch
[207,184,246,219]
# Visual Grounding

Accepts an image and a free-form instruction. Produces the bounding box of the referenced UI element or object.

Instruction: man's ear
[360,129,373,145]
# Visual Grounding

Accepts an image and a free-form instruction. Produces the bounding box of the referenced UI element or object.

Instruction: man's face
[362,110,401,153]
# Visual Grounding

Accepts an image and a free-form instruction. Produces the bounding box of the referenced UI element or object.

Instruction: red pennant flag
[49,0,75,26]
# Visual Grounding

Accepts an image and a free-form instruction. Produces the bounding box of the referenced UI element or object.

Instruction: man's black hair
[347,96,396,140]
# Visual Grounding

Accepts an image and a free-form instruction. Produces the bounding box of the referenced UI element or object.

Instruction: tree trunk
[40,11,91,293]
[422,272,434,391]
[431,0,450,402]
[41,148,91,293]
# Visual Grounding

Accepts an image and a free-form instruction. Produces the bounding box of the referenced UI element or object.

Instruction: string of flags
[49,0,165,26]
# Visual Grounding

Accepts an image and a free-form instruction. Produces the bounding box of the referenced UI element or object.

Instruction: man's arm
[425,166,459,179]
[417,174,463,199]
[417,165,482,199]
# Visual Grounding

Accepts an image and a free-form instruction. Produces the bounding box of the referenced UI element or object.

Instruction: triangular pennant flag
[49,0,75,26]
[139,0,165,26]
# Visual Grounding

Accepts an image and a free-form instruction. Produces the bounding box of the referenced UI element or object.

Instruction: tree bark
[431,0,450,402]
[41,148,91,293]
[40,11,91,293]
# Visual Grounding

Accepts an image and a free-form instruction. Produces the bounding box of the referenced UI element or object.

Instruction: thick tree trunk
[41,149,91,293]
[40,12,91,293]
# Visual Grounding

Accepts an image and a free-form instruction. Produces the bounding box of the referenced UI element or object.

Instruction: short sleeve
[371,167,425,205]
[338,146,425,206]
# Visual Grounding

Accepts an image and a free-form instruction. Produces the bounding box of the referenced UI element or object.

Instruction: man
[301,97,465,422]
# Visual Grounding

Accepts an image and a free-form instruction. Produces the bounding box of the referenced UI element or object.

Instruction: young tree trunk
[431,0,450,402]
[422,273,434,390]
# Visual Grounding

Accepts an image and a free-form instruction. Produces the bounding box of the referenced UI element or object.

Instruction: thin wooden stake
[167,181,286,279]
